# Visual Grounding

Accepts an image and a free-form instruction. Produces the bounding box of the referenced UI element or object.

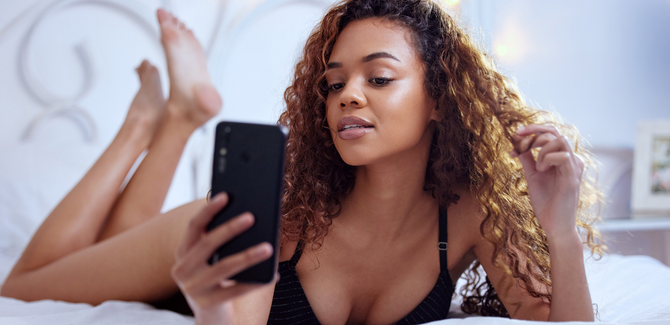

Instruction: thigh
[3,199,207,304]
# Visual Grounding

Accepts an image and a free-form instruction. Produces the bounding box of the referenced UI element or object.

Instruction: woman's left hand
[510,124,584,237]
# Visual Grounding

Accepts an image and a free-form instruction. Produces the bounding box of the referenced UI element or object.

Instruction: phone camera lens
[224,126,232,133]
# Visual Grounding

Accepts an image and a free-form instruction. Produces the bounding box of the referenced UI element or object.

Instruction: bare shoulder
[279,240,299,263]
[448,189,486,249]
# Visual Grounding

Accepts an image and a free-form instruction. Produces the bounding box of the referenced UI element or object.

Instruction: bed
[1,0,669,324]
[2,246,670,324]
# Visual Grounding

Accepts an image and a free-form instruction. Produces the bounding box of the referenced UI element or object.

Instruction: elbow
[547,310,595,322]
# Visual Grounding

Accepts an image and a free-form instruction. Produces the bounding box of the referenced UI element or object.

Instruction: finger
[201,242,273,287]
[513,132,560,156]
[536,139,567,171]
[516,124,561,138]
[538,152,574,177]
[528,132,558,150]
[179,212,255,275]
[176,193,229,258]
[511,133,537,154]
[516,150,538,176]
[178,242,272,297]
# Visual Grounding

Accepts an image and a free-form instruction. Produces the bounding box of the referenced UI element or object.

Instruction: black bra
[267,210,454,325]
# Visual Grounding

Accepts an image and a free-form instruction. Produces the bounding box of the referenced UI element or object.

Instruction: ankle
[162,109,202,138]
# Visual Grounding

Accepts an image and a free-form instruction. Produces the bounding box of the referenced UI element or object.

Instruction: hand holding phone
[206,122,286,283]
[171,193,274,323]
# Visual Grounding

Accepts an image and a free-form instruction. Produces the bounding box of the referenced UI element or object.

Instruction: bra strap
[438,209,448,272]
[287,240,305,270]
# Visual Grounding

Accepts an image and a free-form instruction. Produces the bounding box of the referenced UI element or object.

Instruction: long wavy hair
[278,0,604,317]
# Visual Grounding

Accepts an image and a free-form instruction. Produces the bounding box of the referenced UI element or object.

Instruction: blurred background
[0,0,669,264]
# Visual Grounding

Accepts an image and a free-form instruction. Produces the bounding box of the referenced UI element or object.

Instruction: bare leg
[2,199,206,303]
[98,9,221,240]
[7,61,165,274]
[1,10,221,303]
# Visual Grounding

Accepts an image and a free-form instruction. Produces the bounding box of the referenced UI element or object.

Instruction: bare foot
[122,60,166,148]
[157,9,221,129]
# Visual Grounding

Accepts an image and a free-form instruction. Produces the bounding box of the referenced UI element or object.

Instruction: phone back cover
[207,121,285,283]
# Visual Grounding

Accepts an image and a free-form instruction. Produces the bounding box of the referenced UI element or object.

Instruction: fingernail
[212,193,226,203]
[254,243,272,256]
[238,213,254,225]
[517,126,525,133]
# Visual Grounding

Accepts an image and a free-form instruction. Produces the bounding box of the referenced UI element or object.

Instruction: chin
[334,145,379,167]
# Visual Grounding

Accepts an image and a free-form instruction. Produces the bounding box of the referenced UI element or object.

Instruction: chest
[291,234,469,324]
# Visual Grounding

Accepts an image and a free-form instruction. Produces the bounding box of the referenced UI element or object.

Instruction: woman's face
[325,18,438,167]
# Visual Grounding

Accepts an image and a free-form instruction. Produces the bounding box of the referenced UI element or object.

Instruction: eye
[327,83,345,92]
[369,77,393,86]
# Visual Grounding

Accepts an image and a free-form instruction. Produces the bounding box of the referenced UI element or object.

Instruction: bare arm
[474,221,591,321]
[546,230,591,320]
[500,124,592,321]
[472,124,593,321]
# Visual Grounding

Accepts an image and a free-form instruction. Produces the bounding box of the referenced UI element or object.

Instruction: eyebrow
[363,52,400,63]
[326,51,400,70]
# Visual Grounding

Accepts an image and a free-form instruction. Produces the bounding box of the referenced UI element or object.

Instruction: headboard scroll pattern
[13,0,176,144]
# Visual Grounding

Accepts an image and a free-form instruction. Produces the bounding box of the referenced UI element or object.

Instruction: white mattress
[1,250,669,324]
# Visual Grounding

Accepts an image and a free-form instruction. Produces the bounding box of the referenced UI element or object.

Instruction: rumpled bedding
[1,250,669,324]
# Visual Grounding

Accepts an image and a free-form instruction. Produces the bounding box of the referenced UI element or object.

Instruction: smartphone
[206,121,286,283]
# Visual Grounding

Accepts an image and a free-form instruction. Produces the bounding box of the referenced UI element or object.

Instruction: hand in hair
[509,124,584,238]
[171,193,275,325]
[509,124,593,321]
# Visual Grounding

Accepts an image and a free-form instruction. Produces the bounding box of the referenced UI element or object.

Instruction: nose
[339,81,367,109]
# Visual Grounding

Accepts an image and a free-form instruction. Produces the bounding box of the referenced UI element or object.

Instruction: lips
[336,116,374,140]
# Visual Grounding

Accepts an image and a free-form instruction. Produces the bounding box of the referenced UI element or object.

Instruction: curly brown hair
[277,0,604,317]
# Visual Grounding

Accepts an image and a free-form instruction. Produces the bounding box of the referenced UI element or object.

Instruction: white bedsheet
[1,251,669,324]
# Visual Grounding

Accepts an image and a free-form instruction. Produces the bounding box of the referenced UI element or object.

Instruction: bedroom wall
[459,0,670,149]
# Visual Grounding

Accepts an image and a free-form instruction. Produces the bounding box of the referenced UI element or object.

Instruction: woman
[2,0,603,324]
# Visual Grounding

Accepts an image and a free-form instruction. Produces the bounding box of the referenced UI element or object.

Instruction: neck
[337,133,438,243]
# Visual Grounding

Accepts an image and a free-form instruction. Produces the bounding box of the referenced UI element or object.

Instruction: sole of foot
[157,9,221,130]
[123,60,166,147]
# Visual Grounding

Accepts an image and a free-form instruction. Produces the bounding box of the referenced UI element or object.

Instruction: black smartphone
[206,121,286,283]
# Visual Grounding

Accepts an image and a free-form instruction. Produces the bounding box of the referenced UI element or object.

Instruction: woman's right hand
[171,193,274,325]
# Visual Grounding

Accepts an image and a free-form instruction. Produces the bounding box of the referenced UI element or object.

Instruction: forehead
[329,18,420,64]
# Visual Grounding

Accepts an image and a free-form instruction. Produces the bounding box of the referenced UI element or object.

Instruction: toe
[156,9,169,24]
[136,62,147,80]
[159,21,179,41]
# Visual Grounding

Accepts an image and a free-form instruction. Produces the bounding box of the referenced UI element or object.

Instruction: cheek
[379,89,433,136]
